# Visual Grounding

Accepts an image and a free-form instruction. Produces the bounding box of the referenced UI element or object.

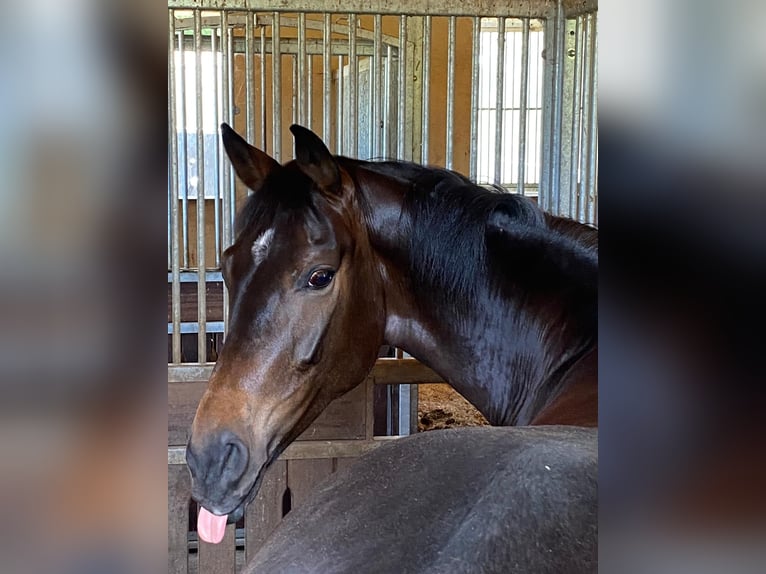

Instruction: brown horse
[187,124,597,541]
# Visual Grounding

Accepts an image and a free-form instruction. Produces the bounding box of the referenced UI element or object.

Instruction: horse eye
[307,269,335,289]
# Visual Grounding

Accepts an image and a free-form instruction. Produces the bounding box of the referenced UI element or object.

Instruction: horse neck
[352,161,597,426]
[383,275,597,427]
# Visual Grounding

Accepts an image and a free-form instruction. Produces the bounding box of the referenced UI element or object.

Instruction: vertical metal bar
[297,13,306,126]
[584,13,597,225]
[469,17,480,181]
[323,13,332,143]
[384,44,391,158]
[568,16,583,217]
[211,25,221,267]
[517,18,530,195]
[535,23,543,192]
[577,14,590,222]
[421,16,431,165]
[349,13,358,157]
[228,29,236,232]
[367,56,374,158]
[540,18,553,210]
[194,10,207,363]
[220,10,231,340]
[373,14,383,158]
[503,18,518,189]
[292,55,298,126]
[336,55,344,154]
[445,16,456,170]
[494,17,506,185]
[177,30,190,269]
[169,10,181,363]
[398,385,412,436]
[259,25,267,151]
[397,16,407,160]
[245,12,254,145]
[307,55,313,130]
[272,12,282,162]
[550,0,566,214]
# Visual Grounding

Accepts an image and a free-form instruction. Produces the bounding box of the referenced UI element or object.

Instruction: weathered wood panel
[197,520,237,574]
[287,458,335,508]
[169,381,368,446]
[245,460,287,563]
[168,464,191,574]
[167,359,444,384]
[167,281,224,323]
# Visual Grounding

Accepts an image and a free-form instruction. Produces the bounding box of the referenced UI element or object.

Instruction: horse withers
[186,125,598,541]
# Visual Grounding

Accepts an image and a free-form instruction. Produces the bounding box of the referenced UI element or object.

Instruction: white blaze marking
[251,228,274,267]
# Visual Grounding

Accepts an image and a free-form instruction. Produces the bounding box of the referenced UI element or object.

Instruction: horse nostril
[219,432,249,485]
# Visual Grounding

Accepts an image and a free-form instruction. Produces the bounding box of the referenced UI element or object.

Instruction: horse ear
[221,123,279,191]
[289,124,341,194]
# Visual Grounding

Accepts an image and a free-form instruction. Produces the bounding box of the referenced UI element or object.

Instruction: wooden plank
[245,460,287,562]
[197,518,237,574]
[168,381,205,447]
[168,465,190,574]
[282,438,383,460]
[168,358,444,385]
[168,438,394,465]
[371,359,444,384]
[169,381,367,446]
[287,458,335,509]
[167,281,224,323]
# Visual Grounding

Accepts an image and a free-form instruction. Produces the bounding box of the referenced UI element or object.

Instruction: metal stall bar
[533,22,543,192]
[549,0,566,214]
[245,11,254,145]
[421,15,431,165]
[568,15,583,217]
[494,17,505,185]
[211,22,221,267]
[220,10,232,339]
[169,11,182,364]
[577,14,590,222]
[397,15,407,160]
[259,25,267,151]
[584,12,597,224]
[336,55,343,153]
[445,16,456,170]
[373,14,383,158]
[194,10,207,363]
[383,44,391,158]
[177,30,190,269]
[307,53,313,129]
[298,13,307,126]
[508,19,516,188]
[469,16,480,181]
[292,55,298,125]
[228,25,236,233]
[323,14,332,144]
[517,18,530,195]
[168,1,567,18]
[349,13,359,157]
[272,12,282,162]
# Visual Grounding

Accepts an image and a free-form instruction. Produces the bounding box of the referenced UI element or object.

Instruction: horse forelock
[233,163,318,240]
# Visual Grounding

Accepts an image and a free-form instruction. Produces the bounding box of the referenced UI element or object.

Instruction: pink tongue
[198,507,228,544]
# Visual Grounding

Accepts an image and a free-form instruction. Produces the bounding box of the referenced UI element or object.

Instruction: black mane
[349,160,597,317]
